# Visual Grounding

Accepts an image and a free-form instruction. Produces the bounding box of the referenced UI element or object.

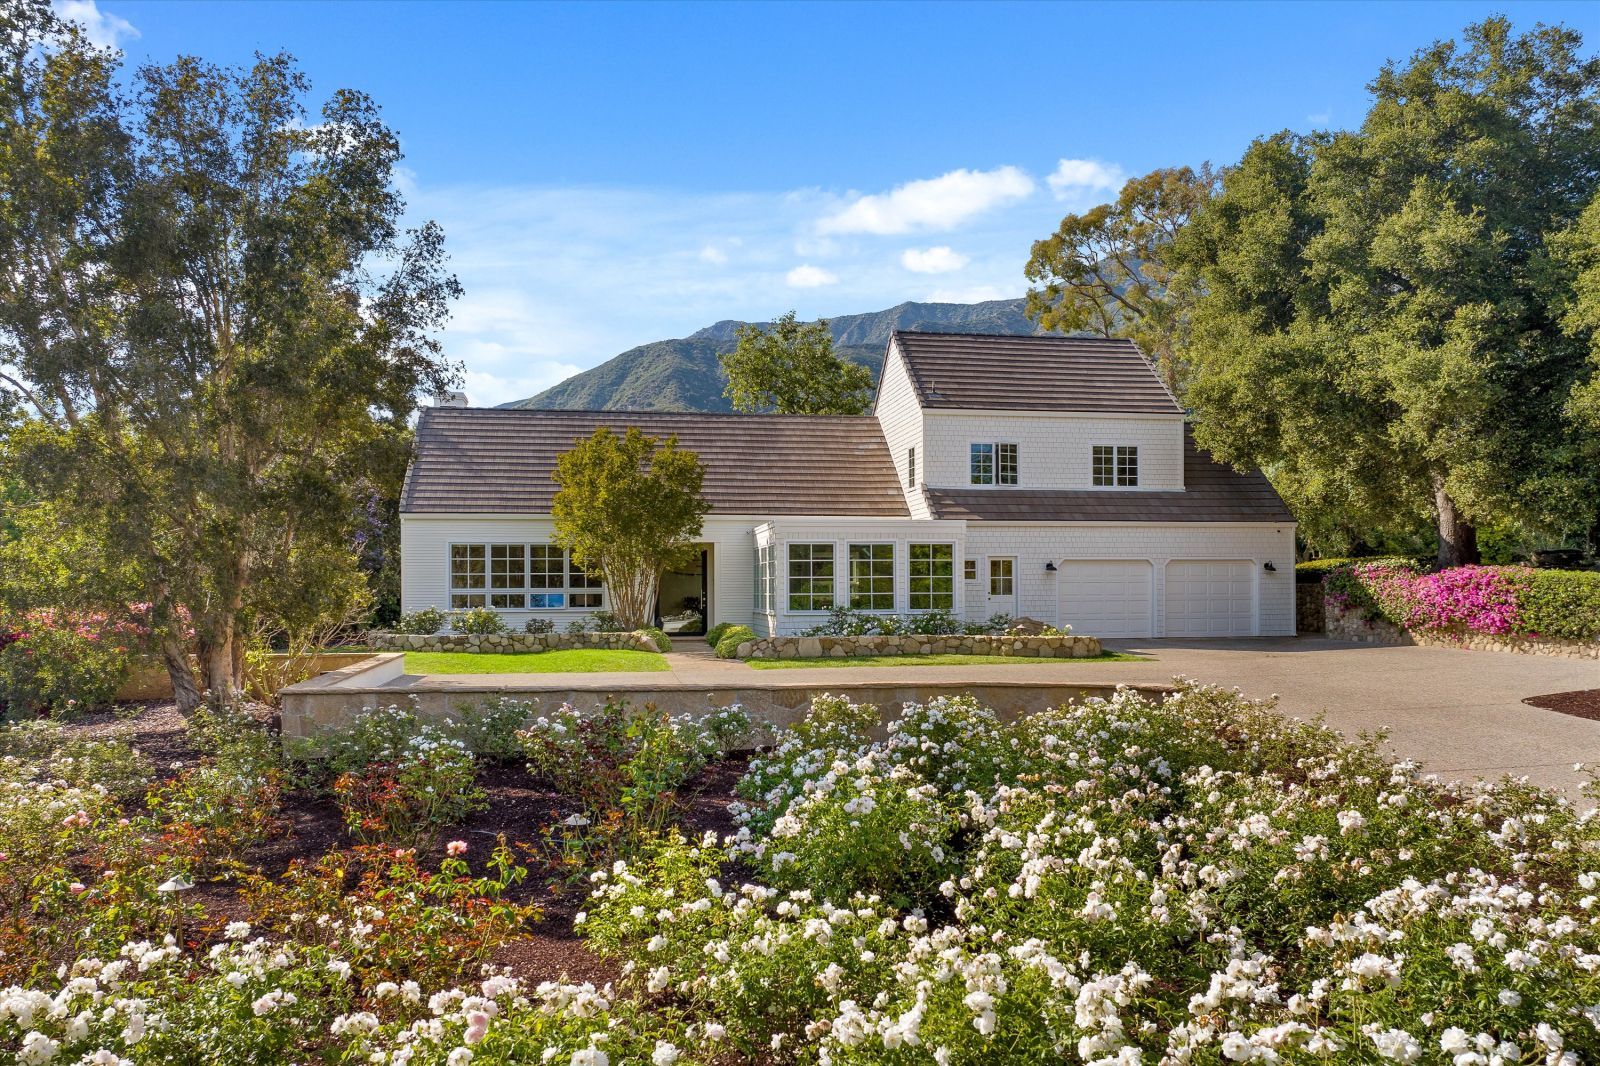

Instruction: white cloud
[818,166,1036,235]
[1046,158,1125,208]
[52,0,138,49]
[900,246,969,274]
[698,244,729,265]
[1306,110,1332,126]
[785,264,838,288]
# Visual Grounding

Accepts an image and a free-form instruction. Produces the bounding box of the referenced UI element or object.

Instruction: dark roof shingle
[888,331,1182,414]
[922,432,1293,523]
[401,408,911,517]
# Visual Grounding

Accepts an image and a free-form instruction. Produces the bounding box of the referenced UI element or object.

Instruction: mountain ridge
[502,298,1043,412]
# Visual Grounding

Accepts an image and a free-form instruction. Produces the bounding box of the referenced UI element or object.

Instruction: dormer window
[970,442,1018,485]
[1093,445,1138,486]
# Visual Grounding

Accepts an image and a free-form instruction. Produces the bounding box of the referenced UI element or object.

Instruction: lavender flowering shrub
[1325,562,1600,641]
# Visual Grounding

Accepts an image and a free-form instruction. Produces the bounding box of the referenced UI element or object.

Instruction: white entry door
[1059,560,1155,638]
[1164,560,1255,637]
[985,557,1017,619]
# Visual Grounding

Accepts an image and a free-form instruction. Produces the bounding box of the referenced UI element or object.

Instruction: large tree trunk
[1432,476,1479,569]
[160,635,204,713]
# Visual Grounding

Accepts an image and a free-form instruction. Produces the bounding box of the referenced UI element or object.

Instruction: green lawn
[404,650,669,674]
[745,651,1149,669]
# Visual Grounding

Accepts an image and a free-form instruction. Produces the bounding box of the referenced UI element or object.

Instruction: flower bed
[1323,561,1600,656]
[7,685,1600,1064]
[0,609,147,718]
[372,630,662,654]
[734,632,1103,659]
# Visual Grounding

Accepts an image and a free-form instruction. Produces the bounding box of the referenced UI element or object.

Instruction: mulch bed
[52,701,752,987]
[1522,689,1600,721]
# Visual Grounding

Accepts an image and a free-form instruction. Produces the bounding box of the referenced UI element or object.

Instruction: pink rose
[447,840,469,857]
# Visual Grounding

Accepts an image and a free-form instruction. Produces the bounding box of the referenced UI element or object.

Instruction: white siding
[873,340,929,518]
[963,522,1296,636]
[920,411,1186,491]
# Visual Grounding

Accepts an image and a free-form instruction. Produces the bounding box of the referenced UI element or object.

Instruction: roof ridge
[427,407,880,420]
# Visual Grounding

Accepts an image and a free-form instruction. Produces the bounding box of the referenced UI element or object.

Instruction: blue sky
[62,0,1600,405]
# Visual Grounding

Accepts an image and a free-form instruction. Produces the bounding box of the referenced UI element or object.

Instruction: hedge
[1324,562,1600,642]
[713,625,757,659]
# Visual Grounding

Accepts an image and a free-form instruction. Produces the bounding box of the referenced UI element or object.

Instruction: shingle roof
[401,407,911,516]
[888,331,1183,414]
[922,432,1294,523]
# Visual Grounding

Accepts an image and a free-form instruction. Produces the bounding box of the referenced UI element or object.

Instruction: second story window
[970,442,1018,485]
[1093,445,1139,486]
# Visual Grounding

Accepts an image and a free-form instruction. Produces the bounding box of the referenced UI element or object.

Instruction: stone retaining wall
[1325,605,1600,659]
[1296,583,1325,634]
[735,633,1103,660]
[372,631,661,654]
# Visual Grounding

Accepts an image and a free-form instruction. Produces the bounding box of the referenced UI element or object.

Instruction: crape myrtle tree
[720,310,874,415]
[1173,19,1600,566]
[1025,166,1218,395]
[0,2,460,708]
[551,427,708,630]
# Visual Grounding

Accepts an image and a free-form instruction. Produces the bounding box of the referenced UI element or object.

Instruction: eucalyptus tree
[0,1,460,707]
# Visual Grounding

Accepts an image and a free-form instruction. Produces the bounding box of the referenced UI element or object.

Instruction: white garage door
[1164,560,1255,637]
[1059,560,1154,638]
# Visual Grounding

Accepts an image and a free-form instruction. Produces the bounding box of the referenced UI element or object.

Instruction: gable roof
[921,431,1293,523]
[401,407,911,517]
[888,331,1183,415]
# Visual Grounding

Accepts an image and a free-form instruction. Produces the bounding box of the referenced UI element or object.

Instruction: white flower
[447,1050,473,1066]
[651,1042,680,1065]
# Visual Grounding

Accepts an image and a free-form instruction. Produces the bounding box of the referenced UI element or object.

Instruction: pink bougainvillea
[1405,565,1529,635]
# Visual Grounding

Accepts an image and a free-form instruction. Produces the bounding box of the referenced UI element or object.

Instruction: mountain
[502,298,1042,412]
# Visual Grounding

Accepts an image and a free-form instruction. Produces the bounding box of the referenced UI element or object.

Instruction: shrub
[640,625,671,652]
[1518,568,1600,640]
[964,611,1014,634]
[0,614,132,718]
[392,605,447,634]
[713,624,757,658]
[705,621,738,647]
[903,608,964,634]
[522,616,555,634]
[447,697,535,762]
[587,609,626,632]
[331,726,484,847]
[450,606,506,634]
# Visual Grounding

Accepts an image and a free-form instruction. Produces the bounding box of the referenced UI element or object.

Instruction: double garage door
[1059,559,1255,638]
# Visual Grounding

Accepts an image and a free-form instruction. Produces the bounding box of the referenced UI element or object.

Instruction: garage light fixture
[1044,562,1058,572]
[1263,561,1277,572]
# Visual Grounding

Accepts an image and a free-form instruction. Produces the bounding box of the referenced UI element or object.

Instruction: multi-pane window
[964,559,978,582]
[907,447,917,489]
[1092,445,1139,487]
[908,544,955,611]
[989,558,1015,597]
[848,543,895,611]
[970,443,994,484]
[450,545,486,608]
[450,543,604,611]
[971,442,1018,485]
[787,543,835,611]
[754,545,772,613]
[996,443,1018,485]
[569,558,603,609]
[489,544,527,608]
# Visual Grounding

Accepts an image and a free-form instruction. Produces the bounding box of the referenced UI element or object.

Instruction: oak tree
[720,311,873,415]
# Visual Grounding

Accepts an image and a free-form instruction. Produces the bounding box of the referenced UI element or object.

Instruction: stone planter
[1324,605,1600,660]
[736,633,1103,660]
[372,631,662,654]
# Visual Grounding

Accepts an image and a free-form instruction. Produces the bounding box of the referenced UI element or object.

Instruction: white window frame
[971,441,1018,486]
[908,543,955,612]
[787,542,836,613]
[448,543,605,611]
[1092,444,1139,487]
[907,446,917,489]
[847,542,895,612]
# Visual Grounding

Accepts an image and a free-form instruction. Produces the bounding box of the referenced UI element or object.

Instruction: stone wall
[372,631,661,654]
[1324,604,1600,660]
[735,633,1103,660]
[1296,582,1325,634]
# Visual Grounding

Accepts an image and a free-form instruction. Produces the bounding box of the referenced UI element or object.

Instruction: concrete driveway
[1097,637,1600,795]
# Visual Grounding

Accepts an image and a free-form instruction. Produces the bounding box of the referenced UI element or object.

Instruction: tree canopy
[0,2,459,706]
[720,311,874,415]
[1025,166,1217,394]
[1174,18,1600,564]
[550,427,708,630]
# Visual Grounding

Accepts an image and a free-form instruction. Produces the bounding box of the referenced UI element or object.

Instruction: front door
[985,557,1017,620]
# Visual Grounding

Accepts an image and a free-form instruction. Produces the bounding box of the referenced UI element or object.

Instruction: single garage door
[1164,560,1254,637]
[1059,560,1154,638]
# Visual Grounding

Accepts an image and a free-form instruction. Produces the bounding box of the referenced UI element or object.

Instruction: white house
[399,332,1297,639]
